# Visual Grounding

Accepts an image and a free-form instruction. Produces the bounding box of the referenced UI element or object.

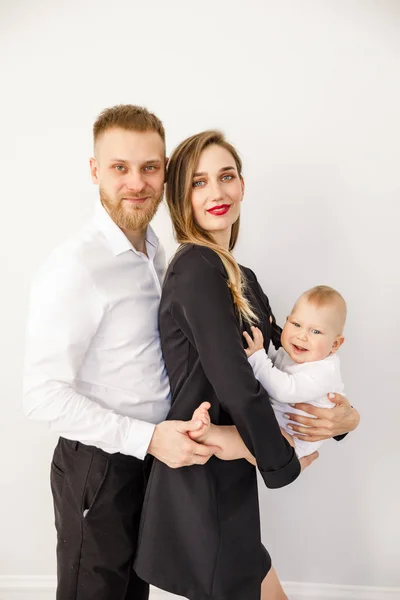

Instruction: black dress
[134,245,301,600]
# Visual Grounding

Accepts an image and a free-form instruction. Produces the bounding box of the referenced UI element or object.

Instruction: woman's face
[191,144,244,245]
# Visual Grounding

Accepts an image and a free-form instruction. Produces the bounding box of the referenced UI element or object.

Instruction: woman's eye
[193,180,205,188]
[144,165,156,171]
[311,329,321,335]
[221,174,233,181]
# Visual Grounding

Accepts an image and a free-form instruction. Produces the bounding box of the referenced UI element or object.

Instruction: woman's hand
[285,393,360,442]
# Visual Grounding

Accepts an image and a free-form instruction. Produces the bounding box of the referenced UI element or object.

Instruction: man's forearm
[24,380,154,459]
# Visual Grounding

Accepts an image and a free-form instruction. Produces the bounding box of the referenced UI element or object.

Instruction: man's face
[90,127,166,231]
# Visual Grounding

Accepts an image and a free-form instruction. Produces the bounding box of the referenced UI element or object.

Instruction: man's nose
[126,170,146,193]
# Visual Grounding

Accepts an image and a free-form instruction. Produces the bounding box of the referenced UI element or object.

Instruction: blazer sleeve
[171,246,300,489]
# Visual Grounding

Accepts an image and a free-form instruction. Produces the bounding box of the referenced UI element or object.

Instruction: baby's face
[281,298,344,364]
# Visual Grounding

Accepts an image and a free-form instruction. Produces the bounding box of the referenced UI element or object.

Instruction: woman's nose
[208,180,224,202]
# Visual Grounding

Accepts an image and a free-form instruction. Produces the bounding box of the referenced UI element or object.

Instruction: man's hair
[93,104,165,144]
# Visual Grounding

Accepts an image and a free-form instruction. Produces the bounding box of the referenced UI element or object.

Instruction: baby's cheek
[314,338,331,360]
[280,328,290,351]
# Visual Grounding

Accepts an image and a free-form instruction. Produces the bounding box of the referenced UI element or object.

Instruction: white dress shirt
[23,204,171,460]
[248,343,344,457]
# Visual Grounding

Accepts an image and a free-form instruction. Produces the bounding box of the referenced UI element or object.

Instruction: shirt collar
[93,202,159,258]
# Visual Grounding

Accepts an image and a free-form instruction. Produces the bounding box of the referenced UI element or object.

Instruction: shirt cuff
[123,420,156,460]
[258,448,301,489]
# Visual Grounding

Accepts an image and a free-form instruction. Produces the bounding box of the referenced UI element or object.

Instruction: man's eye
[115,165,126,172]
[311,329,321,335]
[293,322,300,327]
[221,174,233,181]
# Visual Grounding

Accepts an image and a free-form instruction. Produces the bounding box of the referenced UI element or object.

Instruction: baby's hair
[300,285,347,333]
[304,285,345,307]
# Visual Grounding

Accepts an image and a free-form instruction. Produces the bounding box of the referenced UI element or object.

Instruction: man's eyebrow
[193,166,236,177]
[108,158,163,164]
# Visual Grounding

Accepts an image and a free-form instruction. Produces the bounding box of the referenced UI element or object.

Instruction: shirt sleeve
[23,252,155,460]
[248,349,337,405]
[172,246,300,489]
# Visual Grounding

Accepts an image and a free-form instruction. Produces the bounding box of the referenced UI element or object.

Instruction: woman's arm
[190,402,318,472]
[172,246,301,489]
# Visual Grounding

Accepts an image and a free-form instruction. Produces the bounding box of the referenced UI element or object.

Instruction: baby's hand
[243,326,264,358]
[189,402,211,442]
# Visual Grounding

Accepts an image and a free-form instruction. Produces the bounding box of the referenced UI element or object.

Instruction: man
[23,105,359,600]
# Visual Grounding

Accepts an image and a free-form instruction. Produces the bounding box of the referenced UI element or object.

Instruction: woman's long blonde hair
[166,130,257,323]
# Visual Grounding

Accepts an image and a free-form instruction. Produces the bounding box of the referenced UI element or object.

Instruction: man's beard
[100,187,163,231]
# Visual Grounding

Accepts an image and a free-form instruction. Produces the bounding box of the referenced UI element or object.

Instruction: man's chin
[100,193,162,231]
[120,203,160,230]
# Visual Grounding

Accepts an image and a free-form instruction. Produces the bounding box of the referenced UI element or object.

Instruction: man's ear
[90,157,99,184]
[164,156,169,183]
[331,335,345,353]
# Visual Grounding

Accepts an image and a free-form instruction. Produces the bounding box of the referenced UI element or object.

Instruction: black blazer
[135,245,300,600]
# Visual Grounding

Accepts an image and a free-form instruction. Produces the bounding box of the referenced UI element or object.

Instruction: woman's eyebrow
[193,166,235,177]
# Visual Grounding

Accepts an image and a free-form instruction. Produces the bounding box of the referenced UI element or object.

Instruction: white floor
[0,578,399,600]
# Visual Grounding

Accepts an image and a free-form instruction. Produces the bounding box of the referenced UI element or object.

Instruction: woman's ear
[241,177,245,201]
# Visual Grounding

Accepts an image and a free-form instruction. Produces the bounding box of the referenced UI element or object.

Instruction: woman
[135,131,358,600]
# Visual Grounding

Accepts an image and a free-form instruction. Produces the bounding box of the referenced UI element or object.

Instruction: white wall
[1,0,399,592]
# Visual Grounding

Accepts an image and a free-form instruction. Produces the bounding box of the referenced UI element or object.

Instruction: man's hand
[147,419,220,468]
[285,393,360,442]
[299,451,319,472]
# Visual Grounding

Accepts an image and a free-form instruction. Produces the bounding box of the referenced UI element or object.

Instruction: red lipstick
[207,204,230,216]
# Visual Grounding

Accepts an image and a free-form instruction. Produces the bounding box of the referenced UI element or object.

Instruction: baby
[191,285,346,459]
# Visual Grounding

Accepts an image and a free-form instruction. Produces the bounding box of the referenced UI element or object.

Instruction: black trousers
[50,437,149,600]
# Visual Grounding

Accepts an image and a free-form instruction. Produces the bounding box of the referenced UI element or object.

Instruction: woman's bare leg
[261,566,288,600]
